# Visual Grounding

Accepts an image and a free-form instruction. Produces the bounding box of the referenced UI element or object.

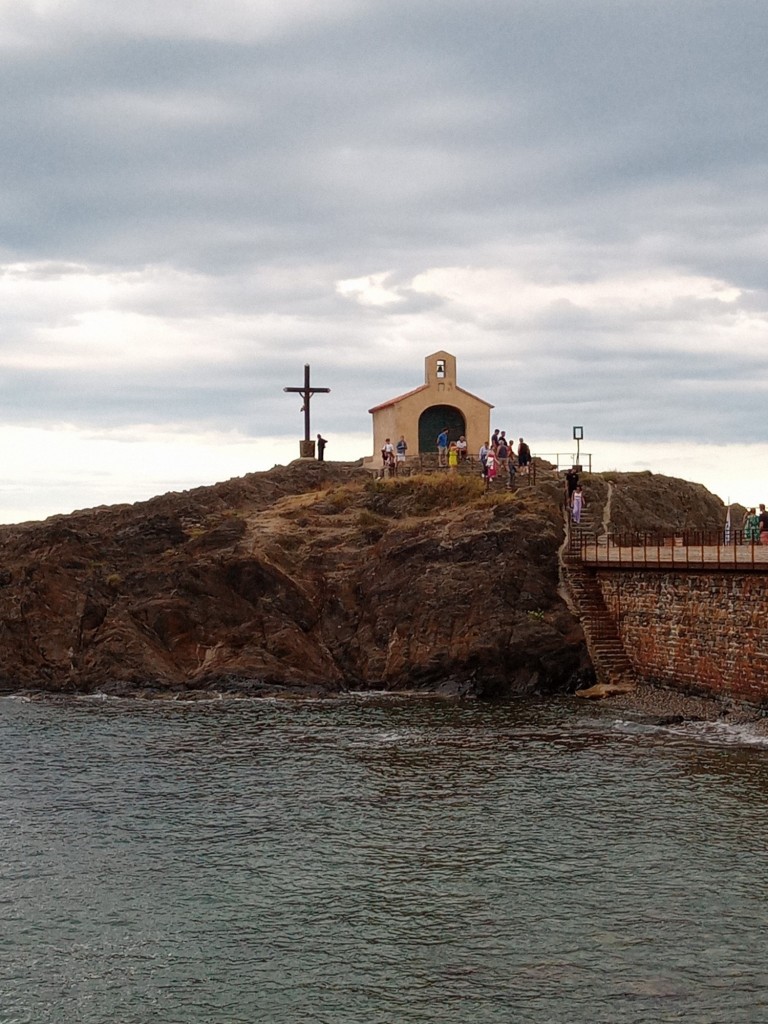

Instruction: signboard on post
[572,426,584,469]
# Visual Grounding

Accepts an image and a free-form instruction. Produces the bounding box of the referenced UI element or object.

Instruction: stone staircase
[562,500,637,688]
[562,559,636,685]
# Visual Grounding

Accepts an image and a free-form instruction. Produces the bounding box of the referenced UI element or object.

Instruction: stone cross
[283,363,330,456]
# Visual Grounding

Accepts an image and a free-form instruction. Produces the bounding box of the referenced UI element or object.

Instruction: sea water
[1,693,767,1024]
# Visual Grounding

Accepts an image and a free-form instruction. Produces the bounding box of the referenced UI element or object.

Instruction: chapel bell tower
[424,351,457,390]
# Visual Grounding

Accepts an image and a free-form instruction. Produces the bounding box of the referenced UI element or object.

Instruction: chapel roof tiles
[368,383,493,414]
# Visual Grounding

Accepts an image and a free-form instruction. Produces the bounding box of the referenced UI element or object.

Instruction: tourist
[448,442,459,474]
[507,454,517,490]
[316,434,328,461]
[485,449,498,490]
[396,435,408,468]
[759,504,768,544]
[478,441,490,480]
[518,438,531,475]
[491,429,500,453]
[497,435,509,472]
[436,427,449,466]
[571,484,585,524]
[565,467,579,506]
[743,507,760,544]
[381,438,395,477]
[456,435,468,461]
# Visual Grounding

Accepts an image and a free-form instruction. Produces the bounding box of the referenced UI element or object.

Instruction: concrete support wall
[597,570,768,704]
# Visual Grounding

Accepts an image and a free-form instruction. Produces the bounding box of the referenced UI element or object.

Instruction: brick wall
[597,570,768,704]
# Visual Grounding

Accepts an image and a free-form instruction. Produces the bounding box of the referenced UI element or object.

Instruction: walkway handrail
[537,452,593,473]
[573,528,763,568]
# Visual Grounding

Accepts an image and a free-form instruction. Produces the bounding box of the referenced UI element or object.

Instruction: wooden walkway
[576,540,768,570]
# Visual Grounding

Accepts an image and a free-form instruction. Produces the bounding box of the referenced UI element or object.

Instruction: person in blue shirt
[436,427,449,466]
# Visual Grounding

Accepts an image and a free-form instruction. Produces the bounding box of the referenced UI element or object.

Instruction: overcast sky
[1,0,767,520]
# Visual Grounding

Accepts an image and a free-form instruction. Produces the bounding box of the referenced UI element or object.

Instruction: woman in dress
[485,449,497,489]
[743,507,760,544]
[571,484,585,524]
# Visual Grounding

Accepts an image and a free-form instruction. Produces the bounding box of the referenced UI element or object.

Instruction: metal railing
[574,528,768,569]
[537,452,593,473]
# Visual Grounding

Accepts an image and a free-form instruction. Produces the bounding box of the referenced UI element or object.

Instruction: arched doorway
[418,405,466,453]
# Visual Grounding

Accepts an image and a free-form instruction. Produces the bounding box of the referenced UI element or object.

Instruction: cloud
[0,0,363,48]
[0,0,766,518]
[336,272,404,307]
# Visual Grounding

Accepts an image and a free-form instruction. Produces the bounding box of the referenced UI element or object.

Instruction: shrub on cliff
[363,474,486,517]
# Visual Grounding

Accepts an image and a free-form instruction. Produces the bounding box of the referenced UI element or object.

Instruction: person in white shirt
[381,438,396,476]
[478,442,490,481]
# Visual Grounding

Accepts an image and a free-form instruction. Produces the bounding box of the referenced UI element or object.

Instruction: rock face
[0,463,589,698]
[0,462,727,699]
[590,470,729,535]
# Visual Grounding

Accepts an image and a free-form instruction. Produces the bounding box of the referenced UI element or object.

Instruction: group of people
[742,504,768,544]
[435,428,469,468]
[476,432,531,490]
[381,435,410,475]
[378,427,537,486]
[373,430,590,524]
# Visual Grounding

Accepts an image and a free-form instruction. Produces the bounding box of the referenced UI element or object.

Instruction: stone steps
[561,535,636,686]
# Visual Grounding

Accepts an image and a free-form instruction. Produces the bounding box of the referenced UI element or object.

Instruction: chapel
[368,351,493,461]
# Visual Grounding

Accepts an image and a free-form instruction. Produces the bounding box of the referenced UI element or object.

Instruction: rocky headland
[0,460,735,702]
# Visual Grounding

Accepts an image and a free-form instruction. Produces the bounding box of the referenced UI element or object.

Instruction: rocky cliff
[0,461,728,698]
